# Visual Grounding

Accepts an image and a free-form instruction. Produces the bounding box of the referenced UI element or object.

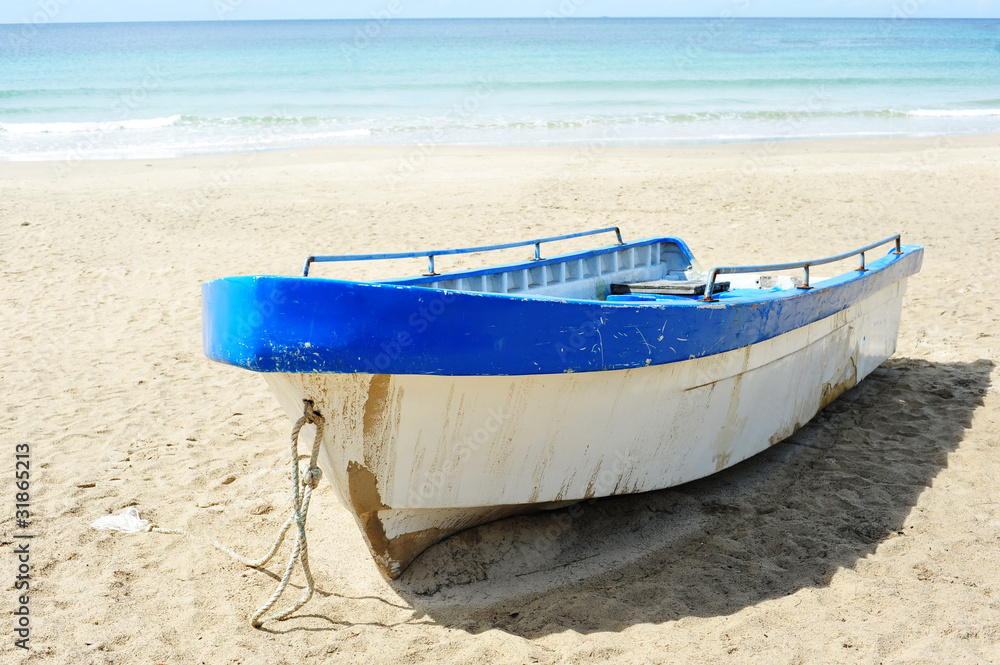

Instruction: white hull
[264,278,907,578]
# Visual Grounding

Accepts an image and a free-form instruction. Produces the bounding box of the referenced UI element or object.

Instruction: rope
[147,399,326,628]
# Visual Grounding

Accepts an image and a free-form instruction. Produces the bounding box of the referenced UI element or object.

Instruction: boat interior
[381,238,708,301]
[302,227,900,304]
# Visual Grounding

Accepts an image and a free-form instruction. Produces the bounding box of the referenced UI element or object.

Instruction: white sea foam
[0,115,182,134]
[907,109,1000,117]
[328,128,371,137]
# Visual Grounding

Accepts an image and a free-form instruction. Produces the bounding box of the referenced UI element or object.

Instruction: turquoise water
[1,18,999,160]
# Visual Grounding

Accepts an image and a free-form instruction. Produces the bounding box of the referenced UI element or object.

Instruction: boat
[202,227,923,579]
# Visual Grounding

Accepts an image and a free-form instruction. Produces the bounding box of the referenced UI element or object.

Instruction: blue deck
[202,239,923,376]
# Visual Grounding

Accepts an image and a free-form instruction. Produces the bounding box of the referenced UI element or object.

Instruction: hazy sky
[2,0,998,24]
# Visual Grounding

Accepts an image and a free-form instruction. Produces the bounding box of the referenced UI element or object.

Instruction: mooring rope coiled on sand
[92,399,326,628]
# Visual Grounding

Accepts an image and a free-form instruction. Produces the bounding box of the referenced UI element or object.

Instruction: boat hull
[263,276,909,578]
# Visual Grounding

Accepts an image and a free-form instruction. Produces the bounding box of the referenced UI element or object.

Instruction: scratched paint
[261,280,909,577]
[203,242,923,377]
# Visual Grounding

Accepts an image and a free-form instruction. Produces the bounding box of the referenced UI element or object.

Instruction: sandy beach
[2,135,999,664]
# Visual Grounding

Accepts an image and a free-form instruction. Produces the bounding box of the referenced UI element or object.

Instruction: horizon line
[2,15,999,27]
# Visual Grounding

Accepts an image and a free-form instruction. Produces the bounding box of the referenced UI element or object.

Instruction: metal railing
[700,235,903,302]
[301,226,625,277]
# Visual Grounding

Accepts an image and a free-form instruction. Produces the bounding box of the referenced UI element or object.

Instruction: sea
[1,17,999,161]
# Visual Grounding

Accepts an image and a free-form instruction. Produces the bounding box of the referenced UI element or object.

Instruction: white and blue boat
[202,228,923,578]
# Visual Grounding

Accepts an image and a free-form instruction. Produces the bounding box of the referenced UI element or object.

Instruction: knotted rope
[243,399,325,627]
[96,400,326,628]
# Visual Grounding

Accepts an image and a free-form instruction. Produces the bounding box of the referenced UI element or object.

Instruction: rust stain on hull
[345,460,453,579]
[819,356,858,412]
[346,461,388,514]
[712,451,732,472]
[346,460,576,578]
[362,374,393,472]
[359,512,450,581]
[363,374,392,432]
[769,422,801,447]
[347,460,444,579]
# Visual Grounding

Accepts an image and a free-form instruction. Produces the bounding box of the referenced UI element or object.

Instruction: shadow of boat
[391,357,992,637]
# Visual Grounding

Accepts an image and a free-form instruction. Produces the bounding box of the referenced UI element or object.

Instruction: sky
[1,0,998,24]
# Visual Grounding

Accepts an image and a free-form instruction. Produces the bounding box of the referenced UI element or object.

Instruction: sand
[2,135,999,664]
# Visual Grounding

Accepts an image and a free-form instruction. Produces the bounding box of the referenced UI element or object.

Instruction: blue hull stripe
[202,243,923,376]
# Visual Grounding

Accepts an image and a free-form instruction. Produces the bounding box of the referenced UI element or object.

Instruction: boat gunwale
[201,242,922,376]
[221,241,920,309]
